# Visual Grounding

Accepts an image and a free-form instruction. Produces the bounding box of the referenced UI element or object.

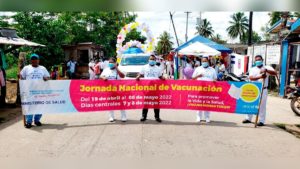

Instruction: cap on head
[30,53,39,60]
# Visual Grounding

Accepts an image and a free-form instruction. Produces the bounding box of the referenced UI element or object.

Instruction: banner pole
[255,79,265,128]
[23,115,26,126]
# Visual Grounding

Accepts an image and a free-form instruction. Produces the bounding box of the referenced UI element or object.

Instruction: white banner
[266,45,281,65]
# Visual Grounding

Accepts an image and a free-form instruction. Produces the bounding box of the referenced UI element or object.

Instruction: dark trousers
[0,86,6,107]
[142,108,160,119]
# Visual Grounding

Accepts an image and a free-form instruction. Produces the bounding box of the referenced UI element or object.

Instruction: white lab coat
[192,66,217,122]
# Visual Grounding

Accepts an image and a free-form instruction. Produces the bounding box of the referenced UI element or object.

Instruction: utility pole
[169,12,180,47]
[248,11,253,46]
[185,11,191,42]
[197,12,202,35]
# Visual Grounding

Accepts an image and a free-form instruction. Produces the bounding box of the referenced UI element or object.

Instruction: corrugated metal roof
[0,28,45,47]
[0,37,45,46]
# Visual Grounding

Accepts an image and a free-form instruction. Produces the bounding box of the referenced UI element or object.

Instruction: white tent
[178,41,221,56]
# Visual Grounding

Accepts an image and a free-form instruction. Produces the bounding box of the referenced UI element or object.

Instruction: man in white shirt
[88,59,95,80]
[243,55,277,126]
[192,57,217,123]
[100,57,126,122]
[136,55,165,122]
[67,58,77,79]
[20,54,50,129]
[166,57,173,78]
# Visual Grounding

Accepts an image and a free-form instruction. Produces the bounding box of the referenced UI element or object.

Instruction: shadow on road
[29,119,279,132]
[0,106,23,131]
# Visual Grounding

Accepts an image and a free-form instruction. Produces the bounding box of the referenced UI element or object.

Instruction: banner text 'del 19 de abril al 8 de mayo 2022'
[20,80,262,115]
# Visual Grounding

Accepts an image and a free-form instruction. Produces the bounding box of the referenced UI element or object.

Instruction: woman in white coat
[100,57,126,122]
[192,57,217,123]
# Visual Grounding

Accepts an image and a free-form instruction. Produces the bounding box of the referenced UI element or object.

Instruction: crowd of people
[21,53,277,129]
[182,56,226,81]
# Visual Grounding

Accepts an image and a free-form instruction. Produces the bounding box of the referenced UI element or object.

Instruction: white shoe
[121,116,127,122]
[196,116,201,122]
[205,118,210,123]
[109,117,115,122]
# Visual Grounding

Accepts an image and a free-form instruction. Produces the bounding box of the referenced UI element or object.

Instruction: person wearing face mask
[136,55,165,123]
[100,57,126,122]
[192,56,217,123]
[242,55,277,126]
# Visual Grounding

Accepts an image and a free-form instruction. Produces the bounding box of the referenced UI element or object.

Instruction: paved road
[0,96,300,158]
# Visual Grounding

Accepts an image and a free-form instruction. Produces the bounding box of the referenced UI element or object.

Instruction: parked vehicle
[118,54,150,79]
[222,72,248,82]
[287,86,300,116]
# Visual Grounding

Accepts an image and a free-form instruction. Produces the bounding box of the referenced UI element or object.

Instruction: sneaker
[155,118,162,123]
[109,117,115,122]
[257,122,265,127]
[205,118,210,123]
[242,119,252,124]
[25,123,32,129]
[34,121,42,126]
[140,117,147,122]
[121,117,127,122]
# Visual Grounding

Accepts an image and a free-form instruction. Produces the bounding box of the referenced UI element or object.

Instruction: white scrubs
[100,68,126,121]
[192,66,217,122]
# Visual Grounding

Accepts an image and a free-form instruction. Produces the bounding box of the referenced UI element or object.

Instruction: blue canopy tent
[173,35,232,79]
[175,35,232,53]
[123,47,144,54]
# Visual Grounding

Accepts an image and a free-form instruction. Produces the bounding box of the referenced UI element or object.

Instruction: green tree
[5,11,138,69]
[268,12,282,26]
[260,24,271,41]
[155,31,173,55]
[195,19,214,38]
[226,12,249,42]
[12,12,69,68]
[123,28,147,44]
[241,31,262,44]
[268,12,292,26]
[0,16,9,27]
[210,34,226,44]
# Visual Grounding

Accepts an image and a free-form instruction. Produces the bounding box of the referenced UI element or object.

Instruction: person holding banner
[20,53,50,128]
[243,55,277,126]
[136,55,165,123]
[192,56,217,123]
[100,57,126,122]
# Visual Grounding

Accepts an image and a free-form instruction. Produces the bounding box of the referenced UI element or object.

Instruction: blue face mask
[255,60,263,67]
[149,60,156,66]
[202,62,209,68]
[108,63,115,69]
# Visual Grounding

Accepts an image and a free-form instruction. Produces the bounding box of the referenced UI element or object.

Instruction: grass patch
[5,66,18,79]
[274,123,300,139]
[274,123,286,130]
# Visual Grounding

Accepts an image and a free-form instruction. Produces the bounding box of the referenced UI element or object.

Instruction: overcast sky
[1,11,271,46]
[135,12,270,46]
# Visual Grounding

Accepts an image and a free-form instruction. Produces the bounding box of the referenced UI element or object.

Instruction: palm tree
[226,12,249,42]
[155,31,174,55]
[195,19,214,38]
[211,34,226,44]
[268,12,292,26]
